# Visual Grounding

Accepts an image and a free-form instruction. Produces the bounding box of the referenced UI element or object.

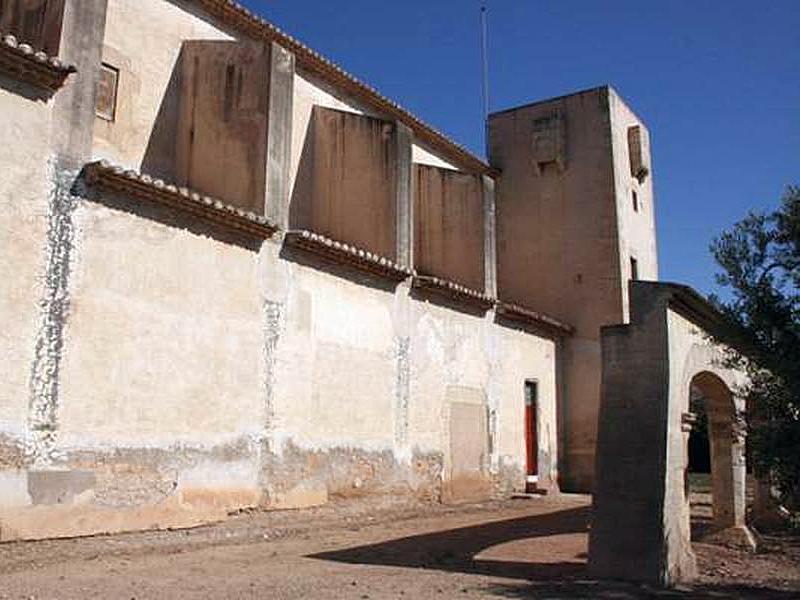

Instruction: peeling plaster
[393,336,410,451]
[27,164,80,468]
[262,299,284,452]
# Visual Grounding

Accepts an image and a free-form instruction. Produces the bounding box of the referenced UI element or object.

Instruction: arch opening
[686,371,747,538]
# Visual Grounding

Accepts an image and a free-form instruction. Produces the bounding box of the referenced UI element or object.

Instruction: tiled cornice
[412,275,495,310]
[284,230,413,282]
[0,33,76,91]
[495,301,574,336]
[84,161,278,238]
[189,1,495,176]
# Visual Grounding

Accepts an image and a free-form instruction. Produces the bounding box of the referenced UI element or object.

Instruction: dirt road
[0,494,797,599]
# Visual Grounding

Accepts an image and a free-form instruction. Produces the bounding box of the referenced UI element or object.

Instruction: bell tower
[488,86,658,491]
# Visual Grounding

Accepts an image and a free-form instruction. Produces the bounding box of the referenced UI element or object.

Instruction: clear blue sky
[244,0,799,296]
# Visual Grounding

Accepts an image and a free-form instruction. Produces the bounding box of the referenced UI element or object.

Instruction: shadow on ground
[310,505,797,599]
[311,505,590,581]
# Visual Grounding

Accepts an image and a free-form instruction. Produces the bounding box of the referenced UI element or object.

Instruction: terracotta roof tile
[84,160,277,238]
[284,230,413,282]
[495,301,574,336]
[412,275,495,310]
[0,33,76,91]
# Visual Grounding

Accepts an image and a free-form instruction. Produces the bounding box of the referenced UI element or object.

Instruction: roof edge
[632,281,753,355]
[188,0,493,175]
[0,32,76,92]
[489,85,610,119]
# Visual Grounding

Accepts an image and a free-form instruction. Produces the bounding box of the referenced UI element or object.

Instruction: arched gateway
[588,281,755,586]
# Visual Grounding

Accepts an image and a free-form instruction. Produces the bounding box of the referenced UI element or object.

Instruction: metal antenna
[480,5,490,155]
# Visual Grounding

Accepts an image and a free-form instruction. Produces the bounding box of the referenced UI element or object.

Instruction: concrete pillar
[394,121,413,269]
[52,0,109,166]
[705,414,754,549]
[709,416,737,527]
[265,42,294,229]
[482,175,497,297]
[589,283,697,586]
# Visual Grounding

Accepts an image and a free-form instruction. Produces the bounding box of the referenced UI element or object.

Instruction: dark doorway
[688,389,711,473]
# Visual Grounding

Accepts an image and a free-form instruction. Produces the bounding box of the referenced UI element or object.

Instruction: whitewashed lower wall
[0,180,558,541]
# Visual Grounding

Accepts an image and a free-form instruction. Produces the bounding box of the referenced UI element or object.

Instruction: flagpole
[480,5,490,156]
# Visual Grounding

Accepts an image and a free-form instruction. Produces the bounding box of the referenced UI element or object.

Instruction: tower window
[630,257,639,281]
[632,190,639,212]
[96,63,119,122]
[627,125,649,182]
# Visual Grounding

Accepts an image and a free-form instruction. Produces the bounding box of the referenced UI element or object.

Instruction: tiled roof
[0,33,76,91]
[284,230,413,281]
[495,301,574,336]
[412,275,495,310]
[190,1,494,176]
[84,161,278,238]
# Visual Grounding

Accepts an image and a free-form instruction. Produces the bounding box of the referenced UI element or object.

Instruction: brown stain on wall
[0,434,25,470]
[174,40,270,215]
[259,441,443,504]
[290,106,397,259]
[414,165,485,291]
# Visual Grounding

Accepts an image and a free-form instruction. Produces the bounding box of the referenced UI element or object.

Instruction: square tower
[489,86,658,491]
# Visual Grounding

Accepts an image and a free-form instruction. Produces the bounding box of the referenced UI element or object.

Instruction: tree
[710,185,800,511]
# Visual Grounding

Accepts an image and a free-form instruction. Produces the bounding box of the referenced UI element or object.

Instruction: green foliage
[710,186,800,510]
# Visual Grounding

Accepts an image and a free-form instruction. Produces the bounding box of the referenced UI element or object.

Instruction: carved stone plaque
[530,111,566,175]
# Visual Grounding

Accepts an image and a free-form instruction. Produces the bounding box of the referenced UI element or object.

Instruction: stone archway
[686,370,749,541]
[588,282,754,587]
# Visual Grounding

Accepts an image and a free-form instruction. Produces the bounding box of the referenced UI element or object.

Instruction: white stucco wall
[609,88,659,321]
[0,84,53,442]
[56,200,264,451]
[261,245,557,479]
[412,143,459,170]
[0,166,557,505]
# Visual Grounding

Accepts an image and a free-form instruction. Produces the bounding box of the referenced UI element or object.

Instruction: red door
[525,381,538,477]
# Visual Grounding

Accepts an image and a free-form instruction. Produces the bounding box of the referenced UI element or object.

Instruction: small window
[627,125,648,182]
[96,63,119,122]
[632,190,639,212]
[630,257,639,281]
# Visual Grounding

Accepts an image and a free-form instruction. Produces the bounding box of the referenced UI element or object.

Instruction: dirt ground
[0,493,798,599]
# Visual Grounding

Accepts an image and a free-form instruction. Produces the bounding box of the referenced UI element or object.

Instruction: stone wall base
[0,438,531,542]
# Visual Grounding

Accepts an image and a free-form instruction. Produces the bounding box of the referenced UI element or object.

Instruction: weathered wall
[414,165,485,291]
[0,198,558,538]
[489,87,622,332]
[290,106,397,258]
[173,40,270,213]
[92,0,234,174]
